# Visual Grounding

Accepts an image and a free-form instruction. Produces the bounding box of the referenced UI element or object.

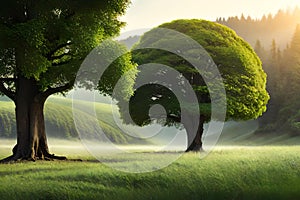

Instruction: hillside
[0,96,145,144]
[119,35,140,49]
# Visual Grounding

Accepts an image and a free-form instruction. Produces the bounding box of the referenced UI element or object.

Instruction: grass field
[1,96,300,199]
[0,140,299,200]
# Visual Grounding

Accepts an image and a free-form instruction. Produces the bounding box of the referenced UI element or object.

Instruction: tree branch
[0,81,15,101]
[52,60,71,67]
[46,42,72,60]
[50,52,70,61]
[40,82,73,101]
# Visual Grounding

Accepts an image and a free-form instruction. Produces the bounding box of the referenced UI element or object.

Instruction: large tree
[0,0,132,162]
[126,19,269,151]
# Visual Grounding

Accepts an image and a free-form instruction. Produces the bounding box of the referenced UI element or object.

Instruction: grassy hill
[0,96,145,144]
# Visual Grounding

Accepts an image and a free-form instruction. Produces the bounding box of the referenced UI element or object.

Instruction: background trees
[217,7,300,49]
[0,0,133,162]
[256,26,300,134]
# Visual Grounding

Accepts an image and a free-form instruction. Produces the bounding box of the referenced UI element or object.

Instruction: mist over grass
[1,110,299,199]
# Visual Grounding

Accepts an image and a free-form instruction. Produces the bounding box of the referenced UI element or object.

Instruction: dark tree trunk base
[185,139,205,152]
[185,145,205,153]
[0,142,67,163]
[0,153,67,164]
[185,115,205,152]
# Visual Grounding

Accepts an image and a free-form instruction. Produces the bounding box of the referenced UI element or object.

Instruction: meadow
[1,97,300,199]
[0,140,300,200]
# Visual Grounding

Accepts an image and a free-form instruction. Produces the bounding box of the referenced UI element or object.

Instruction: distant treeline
[254,26,300,135]
[217,7,300,48]
[218,7,300,135]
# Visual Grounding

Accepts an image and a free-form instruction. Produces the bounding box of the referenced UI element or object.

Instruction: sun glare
[121,0,300,32]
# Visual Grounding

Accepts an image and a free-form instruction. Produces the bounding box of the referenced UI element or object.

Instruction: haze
[120,0,300,33]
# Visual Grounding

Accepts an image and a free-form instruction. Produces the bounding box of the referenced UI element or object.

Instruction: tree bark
[185,115,205,152]
[1,76,66,162]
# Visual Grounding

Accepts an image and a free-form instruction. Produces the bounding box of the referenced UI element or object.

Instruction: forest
[218,8,300,135]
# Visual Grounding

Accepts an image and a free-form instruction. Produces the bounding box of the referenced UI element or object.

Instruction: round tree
[127,19,269,151]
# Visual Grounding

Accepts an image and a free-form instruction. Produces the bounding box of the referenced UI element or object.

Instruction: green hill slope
[0,97,143,144]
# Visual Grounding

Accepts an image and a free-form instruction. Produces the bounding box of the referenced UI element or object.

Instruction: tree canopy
[0,0,131,98]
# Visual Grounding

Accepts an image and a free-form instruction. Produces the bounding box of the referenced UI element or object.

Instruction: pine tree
[254,40,267,62]
[286,25,300,103]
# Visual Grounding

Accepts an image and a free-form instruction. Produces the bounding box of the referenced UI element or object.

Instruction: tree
[257,39,282,131]
[0,0,132,162]
[279,25,300,134]
[266,39,280,96]
[254,40,267,62]
[126,19,269,151]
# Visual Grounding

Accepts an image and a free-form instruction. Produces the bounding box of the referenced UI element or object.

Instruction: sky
[119,0,300,34]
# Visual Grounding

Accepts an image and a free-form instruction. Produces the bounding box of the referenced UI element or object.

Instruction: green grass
[1,96,300,199]
[0,142,299,200]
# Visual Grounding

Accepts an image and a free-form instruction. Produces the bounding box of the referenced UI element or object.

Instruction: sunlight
[121,0,300,32]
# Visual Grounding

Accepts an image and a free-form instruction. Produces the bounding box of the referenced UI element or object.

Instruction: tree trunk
[185,115,205,152]
[1,77,66,162]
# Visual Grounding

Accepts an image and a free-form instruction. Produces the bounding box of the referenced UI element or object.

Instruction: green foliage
[0,0,131,95]
[97,41,138,100]
[129,19,269,126]
[128,84,181,126]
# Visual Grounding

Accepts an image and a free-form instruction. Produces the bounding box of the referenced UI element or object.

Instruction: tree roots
[0,153,67,164]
